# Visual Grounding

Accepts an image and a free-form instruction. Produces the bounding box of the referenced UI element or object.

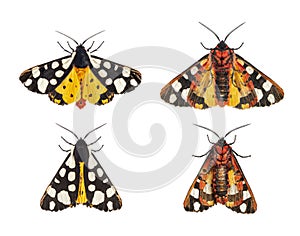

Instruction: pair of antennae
[199,22,245,42]
[194,123,250,139]
[56,123,106,140]
[55,30,105,46]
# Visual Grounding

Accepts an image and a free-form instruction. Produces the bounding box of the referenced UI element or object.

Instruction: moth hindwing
[40,124,122,211]
[20,31,142,109]
[183,124,257,214]
[160,22,284,109]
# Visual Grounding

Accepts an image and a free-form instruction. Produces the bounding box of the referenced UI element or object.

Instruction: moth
[184,124,257,213]
[20,31,142,109]
[40,124,122,212]
[160,23,284,109]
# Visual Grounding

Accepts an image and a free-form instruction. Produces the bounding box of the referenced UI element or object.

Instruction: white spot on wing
[254,88,263,101]
[65,154,76,169]
[49,201,55,210]
[37,78,49,93]
[59,168,66,177]
[55,70,64,78]
[91,58,101,68]
[172,81,182,92]
[68,184,76,192]
[32,66,40,78]
[46,186,56,198]
[114,78,127,93]
[68,171,76,181]
[228,185,238,195]
[57,190,71,205]
[50,79,57,85]
[243,190,251,200]
[88,184,96,192]
[190,66,198,75]
[181,88,190,102]
[105,78,112,85]
[88,155,98,169]
[190,188,199,198]
[240,203,247,212]
[51,61,59,69]
[122,67,131,77]
[62,53,75,69]
[88,172,96,182]
[106,187,116,198]
[107,201,113,210]
[98,69,107,78]
[256,74,261,80]
[267,94,275,103]
[97,168,103,177]
[169,94,177,103]
[262,80,272,92]
[24,79,32,87]
[92,191,105,205]
[246,66,254,75]
[203,184,212,194]
[130,79,138,87]
[183,73,188,80]
[54,178,60,184]
[103,61,111,69]
[193,202,200,211]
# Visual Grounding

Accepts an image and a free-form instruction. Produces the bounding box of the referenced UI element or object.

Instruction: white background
[1,0,299,235]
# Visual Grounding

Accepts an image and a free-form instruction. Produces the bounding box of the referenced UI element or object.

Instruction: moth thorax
[74,46,91,68]
[74,139,90,163]
[214,165,228,197]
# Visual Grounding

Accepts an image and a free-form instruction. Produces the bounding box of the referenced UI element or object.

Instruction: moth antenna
[90,41,105,53]
[225,123,250,138]
[194,124,220,138]
[57,41,72,54]
[81,30,105,46]
[231,42,244,50]
[56,123,79,140]
[200,42,213,51]
[199,22,220,42]
[56,31,79,45]
[224,22,246,42]
[84,123,107,140]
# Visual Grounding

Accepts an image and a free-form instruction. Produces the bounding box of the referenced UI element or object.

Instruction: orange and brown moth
[160,22,284,109]
[184,124,257,214]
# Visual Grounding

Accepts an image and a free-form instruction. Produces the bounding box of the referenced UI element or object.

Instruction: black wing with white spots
[20,55,74,94]
[84,153,122,211]
[90,55,142,94]
[40,139,122,212]
[40,152,80,211]
[235,54,284,108]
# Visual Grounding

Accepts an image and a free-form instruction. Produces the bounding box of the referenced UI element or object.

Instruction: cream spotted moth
[40,124,122,211]
[20,31,142,109]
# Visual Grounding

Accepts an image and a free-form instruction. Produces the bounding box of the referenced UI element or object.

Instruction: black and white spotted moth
[40,124,122,212]
[20,31,142,109]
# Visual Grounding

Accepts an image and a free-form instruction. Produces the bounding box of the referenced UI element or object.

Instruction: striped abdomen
[214,165,228,198]
[215,71,230,101]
